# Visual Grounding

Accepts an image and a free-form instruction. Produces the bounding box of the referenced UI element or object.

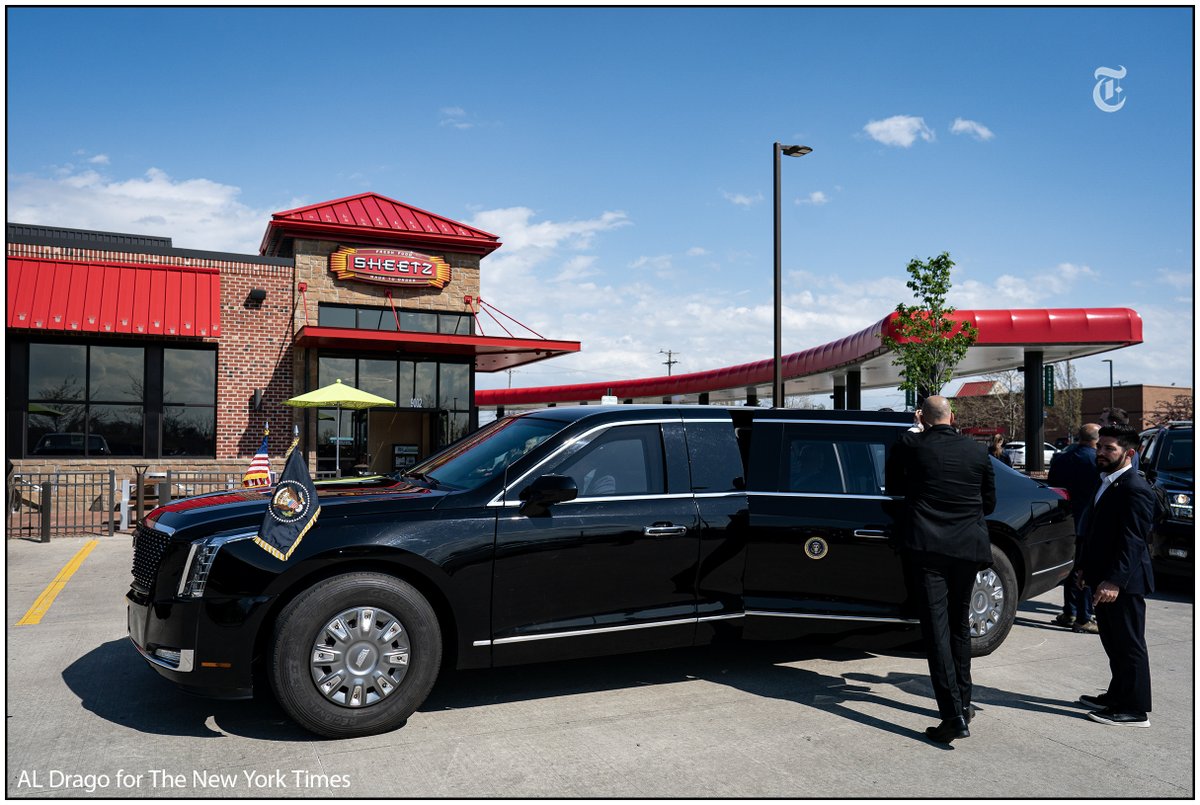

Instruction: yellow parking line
[15,539,100,626]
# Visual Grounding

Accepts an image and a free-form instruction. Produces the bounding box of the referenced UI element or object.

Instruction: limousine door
[490,421,701,665]
[743,420,914,628]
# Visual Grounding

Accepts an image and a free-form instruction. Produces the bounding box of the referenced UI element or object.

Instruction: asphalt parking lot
[5,535,1195,799]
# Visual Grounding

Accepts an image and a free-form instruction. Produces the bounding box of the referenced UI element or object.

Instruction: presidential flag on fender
[253,438,320,561]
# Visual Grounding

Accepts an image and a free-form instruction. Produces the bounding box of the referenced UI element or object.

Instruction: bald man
[886,395,996,744]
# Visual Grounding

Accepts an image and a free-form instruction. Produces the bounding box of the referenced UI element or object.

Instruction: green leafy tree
[881,252,978,399]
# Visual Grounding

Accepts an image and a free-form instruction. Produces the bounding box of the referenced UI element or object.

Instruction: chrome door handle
[643,525,688,537]
[853,529,888,540]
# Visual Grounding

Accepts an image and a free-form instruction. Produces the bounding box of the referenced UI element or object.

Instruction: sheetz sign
[329,247,452,289]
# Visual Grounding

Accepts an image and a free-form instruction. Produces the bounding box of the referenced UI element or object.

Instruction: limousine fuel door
[743,421,913,628]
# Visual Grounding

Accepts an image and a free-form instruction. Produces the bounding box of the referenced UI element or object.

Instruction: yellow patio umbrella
[283,379,396,477]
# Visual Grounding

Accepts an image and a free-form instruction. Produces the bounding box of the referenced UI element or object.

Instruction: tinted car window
[549,424,666,497]
[684,421,745,492]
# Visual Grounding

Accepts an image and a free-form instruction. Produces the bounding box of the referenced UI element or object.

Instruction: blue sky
[6,7,1194,407]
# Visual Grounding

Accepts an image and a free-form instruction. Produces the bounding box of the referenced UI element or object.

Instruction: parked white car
[1003,441,1057,468]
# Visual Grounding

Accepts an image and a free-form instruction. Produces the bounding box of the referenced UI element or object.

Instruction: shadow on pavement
[62,640,317,742]
[425,639,943,745]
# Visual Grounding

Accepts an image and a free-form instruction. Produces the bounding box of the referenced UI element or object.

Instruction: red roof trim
[475,308,1143,406]
[6,257,221,337]
[294,326,580,373]
[262,192,501,256]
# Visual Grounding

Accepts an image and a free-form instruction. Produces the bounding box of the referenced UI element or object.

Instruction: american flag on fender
[242,433,272,488]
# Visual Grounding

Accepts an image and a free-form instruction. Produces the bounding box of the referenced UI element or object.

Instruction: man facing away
[1047,423,1101,633]
[886,395,996,744]
[1076,425,1156,727]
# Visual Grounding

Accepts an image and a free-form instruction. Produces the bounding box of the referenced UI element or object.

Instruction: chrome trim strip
[1032,558,1076,576]
[752,419,911,427]
[697,612,745,623]
[177,543,200,597]
[493,492,696,509]
[746,610,919,624]
[693,491,748,499]
[489,417,683,507]
[474,612,743,647]
[747,491,896,501]
[129,639,194,673]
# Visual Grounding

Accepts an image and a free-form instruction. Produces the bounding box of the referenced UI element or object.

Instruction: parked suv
[1002,441,1057,468]
[1137,422,1194,576]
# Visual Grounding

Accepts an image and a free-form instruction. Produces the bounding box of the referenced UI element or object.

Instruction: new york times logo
[1093,66,1126,113]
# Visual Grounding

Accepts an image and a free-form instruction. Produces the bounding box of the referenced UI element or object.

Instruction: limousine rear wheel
[969,545,1018,657]
[270,572,442,738]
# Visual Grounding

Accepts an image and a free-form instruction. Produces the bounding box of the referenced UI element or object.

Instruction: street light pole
[1101,358,1114,410]
[773,142,812,408]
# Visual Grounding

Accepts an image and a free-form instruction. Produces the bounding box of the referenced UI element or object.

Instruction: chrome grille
[131,524,171,595]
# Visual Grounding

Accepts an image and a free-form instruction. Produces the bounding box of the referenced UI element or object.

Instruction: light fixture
[773,142,813,407]
[247,288,267,303]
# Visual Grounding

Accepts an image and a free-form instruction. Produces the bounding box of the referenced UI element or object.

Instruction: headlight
[178,532,256,598]
[1168,493,1193,521]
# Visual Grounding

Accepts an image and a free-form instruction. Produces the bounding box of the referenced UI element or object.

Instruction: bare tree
[1151,393,1194,425]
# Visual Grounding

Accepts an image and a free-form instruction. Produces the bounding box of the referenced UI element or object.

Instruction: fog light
[154,648,181,665]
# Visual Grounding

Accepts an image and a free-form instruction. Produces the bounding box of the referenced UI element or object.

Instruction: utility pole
[659,350,680,376]
[505,369,519,388]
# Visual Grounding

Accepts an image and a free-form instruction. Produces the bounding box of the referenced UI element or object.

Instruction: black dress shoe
[1088,709,1150,727]
[1078,693,1111,710]
[925,716,970,743]
[964,704,978,724]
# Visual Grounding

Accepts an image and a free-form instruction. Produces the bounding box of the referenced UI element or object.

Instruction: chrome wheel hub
[310,607,410,708]
[969,568,1005,637]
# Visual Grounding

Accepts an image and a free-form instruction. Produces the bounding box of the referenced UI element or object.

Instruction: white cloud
[950,117,995,141]
[686,246,708,257]
[439,106,474,129]
[88,154,111,165]
[796,191,829,206]
[722,190,763,207]
[950,262,1097,308]
[863,115,935,147]
[6,165,276,252]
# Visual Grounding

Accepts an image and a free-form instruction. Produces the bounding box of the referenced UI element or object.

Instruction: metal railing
[6,471,117,540]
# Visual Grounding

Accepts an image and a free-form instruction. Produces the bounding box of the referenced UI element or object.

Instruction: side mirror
[519,474,578,516]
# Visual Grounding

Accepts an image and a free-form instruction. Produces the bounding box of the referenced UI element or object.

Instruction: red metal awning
[476,307,1143,406]
[6,257,221,337]
[293,325,579,373]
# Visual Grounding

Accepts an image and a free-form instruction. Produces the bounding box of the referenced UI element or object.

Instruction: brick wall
[216,264,297,460]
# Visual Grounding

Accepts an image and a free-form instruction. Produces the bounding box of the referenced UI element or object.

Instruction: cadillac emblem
[804,537,829,560]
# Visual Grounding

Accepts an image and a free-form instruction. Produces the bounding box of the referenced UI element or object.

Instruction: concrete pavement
[5,534,1194,798]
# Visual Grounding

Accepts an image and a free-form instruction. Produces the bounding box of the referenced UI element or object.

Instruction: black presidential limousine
[128,406,1075,737]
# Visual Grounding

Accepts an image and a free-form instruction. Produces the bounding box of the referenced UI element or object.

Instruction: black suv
[1137,421,1194,576]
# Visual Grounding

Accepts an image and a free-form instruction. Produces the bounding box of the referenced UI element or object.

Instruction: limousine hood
[143,475,447,539]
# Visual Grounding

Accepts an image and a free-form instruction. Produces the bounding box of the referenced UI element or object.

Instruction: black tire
[270,572,442,738]
[969,544,1018,657]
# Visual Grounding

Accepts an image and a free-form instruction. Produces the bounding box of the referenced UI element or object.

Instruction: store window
[318,304,473,336]
[23,342,216,457]
[314,354,473,475]
[163,349,217,456]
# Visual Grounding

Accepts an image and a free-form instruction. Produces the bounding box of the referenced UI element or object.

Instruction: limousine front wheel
[969,545,1017,657]
[270,572,442,738]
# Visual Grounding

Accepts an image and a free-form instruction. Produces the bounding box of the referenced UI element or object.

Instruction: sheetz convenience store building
[6,193,580,479]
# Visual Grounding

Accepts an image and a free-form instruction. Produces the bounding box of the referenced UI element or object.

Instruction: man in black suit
[1047,423,1101,632]
[1076,425,1155,727]
[886,395,996,744]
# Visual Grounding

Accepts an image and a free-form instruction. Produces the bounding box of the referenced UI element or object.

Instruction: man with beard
[1076,425,1155,727]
